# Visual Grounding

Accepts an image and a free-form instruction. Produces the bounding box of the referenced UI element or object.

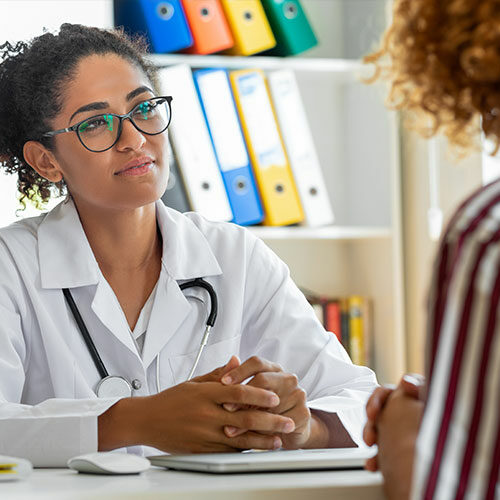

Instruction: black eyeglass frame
[41,95,173,153]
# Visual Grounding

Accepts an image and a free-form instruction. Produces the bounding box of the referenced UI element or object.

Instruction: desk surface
[2,467,385,500]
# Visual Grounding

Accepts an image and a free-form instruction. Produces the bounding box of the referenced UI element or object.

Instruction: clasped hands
[143,355,320,454]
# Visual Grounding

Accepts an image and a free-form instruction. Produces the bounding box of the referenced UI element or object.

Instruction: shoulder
[0,212,46,262]
[0,213,46,313]
[428,179,500,370]
[443,178,500,246]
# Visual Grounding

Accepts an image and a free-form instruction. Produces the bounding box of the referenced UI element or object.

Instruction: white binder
[267,70,334,227]
[157,65,233,222]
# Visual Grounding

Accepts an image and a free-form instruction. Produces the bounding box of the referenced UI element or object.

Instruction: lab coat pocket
[168,335,242,384]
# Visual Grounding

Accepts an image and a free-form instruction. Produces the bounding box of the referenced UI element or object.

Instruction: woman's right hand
[363,374,425,471]
[99,357,296,453]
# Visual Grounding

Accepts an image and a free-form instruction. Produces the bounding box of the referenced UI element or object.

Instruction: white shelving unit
[151,0,405,384]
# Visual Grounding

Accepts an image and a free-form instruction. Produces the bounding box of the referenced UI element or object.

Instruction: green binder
[260,0,318,56]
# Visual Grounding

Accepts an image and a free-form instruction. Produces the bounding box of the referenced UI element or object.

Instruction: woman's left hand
[220,356,322,449]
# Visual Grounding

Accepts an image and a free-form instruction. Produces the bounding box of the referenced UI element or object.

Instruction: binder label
[238,73,286,169]
[198,71,248,172]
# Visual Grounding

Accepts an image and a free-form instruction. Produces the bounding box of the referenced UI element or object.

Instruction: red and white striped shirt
[412,180,500,500]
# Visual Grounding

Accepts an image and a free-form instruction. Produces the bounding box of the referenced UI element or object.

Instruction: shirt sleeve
[241,237,378,447]
[411,224,500,499]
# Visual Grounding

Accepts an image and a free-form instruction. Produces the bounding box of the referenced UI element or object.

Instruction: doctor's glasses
[42,96,173,153]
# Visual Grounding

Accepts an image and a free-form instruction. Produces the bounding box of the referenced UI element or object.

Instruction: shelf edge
[247,226,392,241]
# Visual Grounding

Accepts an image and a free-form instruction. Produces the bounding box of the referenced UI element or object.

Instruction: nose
[115,117,146,152]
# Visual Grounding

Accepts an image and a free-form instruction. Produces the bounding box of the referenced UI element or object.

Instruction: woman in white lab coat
[0,24,377,466]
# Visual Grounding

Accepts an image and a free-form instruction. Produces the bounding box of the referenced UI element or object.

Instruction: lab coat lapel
[38,198,139,356]
[141,203,223,368]
[91,278,139,356]
[141,272,191,368]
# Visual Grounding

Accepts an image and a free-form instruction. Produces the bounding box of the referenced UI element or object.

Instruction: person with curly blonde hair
[362,1,500,499]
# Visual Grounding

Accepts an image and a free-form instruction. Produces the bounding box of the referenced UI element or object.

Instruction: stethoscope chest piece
[96,376,133,398]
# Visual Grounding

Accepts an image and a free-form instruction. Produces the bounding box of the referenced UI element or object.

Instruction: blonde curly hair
[364,0,500,155]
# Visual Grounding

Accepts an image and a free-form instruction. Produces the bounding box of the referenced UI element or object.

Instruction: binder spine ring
[283,2,299,20]
[157,2,175,21]
[200,7,212,20]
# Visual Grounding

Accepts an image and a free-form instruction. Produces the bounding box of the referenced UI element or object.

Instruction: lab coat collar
[37,198,224,368]
[38,198,100,289]
[155,202,223,281]
[38,199,223,289]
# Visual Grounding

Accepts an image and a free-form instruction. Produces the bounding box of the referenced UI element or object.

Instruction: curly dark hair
[0,23,158,209]
[364,0,500,156]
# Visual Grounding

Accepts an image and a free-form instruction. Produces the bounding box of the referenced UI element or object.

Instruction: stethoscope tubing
[63,277,217,393]
[180,278,218,327]
[63,288,109,380]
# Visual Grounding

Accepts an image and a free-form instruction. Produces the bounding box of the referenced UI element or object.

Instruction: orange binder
[220,0,276,55]
[181,0,234,54]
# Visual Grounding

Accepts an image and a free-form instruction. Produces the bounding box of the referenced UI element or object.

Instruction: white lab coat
[0,198,377,466]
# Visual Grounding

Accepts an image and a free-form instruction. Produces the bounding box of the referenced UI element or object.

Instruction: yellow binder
[220,0,276,56]
[230,69,304,226]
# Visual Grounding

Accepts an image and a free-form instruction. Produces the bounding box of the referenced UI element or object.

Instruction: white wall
[0,0,113,227]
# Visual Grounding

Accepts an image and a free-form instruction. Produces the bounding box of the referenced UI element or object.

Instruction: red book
[325,300,341,343]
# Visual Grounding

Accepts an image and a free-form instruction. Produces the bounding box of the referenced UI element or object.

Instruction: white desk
[2,467,385,499]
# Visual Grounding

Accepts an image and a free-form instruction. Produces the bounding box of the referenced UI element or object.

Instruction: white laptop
[148,448,374,474]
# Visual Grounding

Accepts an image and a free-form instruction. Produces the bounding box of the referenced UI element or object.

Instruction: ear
[23,141,64,183]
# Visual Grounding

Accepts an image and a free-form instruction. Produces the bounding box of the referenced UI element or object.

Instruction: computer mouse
[67,452,151,475]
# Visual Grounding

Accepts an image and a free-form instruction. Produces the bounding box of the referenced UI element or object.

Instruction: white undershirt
[130,283,158,357]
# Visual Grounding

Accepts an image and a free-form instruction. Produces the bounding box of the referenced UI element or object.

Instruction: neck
[72,198,162,274]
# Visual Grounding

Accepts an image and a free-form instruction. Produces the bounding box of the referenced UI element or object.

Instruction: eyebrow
[68,86,154,124]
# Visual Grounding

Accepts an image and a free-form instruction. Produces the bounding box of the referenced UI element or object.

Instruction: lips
[115,156,154,175]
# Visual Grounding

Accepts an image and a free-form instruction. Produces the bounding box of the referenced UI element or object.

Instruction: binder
[268,70,334,227]
[180,0,234,54]
[158,65,233,222]
[220,0,276,55]
[161,136,191,213]
[194,69,263,226]
[260,0,318,56]
[114,0,193,53]
[230,69,303,226]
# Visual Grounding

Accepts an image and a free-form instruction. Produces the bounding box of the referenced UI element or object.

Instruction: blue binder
[194,69,263,226]
[114,0,193,53]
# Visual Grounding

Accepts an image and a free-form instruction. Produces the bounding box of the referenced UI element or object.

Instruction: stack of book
[114,0,318,57]
[158,64,334,228]
[303,290,373,367]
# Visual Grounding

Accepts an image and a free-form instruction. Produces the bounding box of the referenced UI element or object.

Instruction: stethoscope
[62,277,218,398]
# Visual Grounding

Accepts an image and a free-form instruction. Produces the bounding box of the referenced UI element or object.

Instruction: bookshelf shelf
[248,225,392,241]
[149,54,369,77]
